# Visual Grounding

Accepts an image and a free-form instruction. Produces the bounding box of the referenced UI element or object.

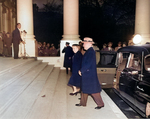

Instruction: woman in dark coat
[68,44,82,95]
[76,37,104,109]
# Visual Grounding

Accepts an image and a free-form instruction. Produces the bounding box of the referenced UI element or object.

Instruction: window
[127,53,141,71]
[117,52,129,71]
[145,55,150,71]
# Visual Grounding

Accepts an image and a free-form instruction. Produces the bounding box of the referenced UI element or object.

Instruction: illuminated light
[133,34,142,44]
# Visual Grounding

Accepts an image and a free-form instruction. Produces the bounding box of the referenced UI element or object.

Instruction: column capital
[3,0,14,9]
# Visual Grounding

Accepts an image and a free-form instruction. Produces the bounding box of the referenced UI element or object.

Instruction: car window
[145,55,150,71]
[117,52,129,71]
[97,51,117,67]
[127,53,141,71]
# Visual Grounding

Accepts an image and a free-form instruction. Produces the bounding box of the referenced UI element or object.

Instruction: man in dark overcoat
[62,42,74,74]
[12,23,25,59]
[76,37,104,109]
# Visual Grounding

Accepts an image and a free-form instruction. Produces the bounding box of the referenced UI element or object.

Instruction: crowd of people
[0,26,127,59]
[37,42,60,56]
[0,31,12,57]
[0,24,60,58]
[101,41,127,51]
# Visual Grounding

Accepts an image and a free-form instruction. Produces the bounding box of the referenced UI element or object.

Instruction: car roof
[117,44,150,56]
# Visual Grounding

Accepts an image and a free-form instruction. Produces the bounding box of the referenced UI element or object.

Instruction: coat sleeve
[12,31,14,43]
[3,37,6,45]
[62,47,66,53]
[80,51,95,74]
[18,30,23,42]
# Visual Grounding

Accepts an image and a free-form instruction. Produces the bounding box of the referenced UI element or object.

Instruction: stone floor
[0,57,127,119]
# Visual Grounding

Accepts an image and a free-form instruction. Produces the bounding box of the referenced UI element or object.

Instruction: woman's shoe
[69,91,80,96]
[69,92,78,96]
[95,105,104,109]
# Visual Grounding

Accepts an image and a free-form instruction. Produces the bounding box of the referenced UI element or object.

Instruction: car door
[134,55,150,117]
[119,53,140,106]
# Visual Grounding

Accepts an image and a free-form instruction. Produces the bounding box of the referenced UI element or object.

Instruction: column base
[60,34,81,69]
[24,37,36,57]
[61,34,81,56]
[141,34,150,44]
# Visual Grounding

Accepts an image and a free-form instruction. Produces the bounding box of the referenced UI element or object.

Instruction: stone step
[25,67,60,119]
[0,60,43,90]
[0,65,54,119]
[47,70,68,119]
[0,62,52,116]
[0,58,35,75]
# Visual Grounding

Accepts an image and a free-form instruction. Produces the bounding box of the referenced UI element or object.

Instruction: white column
[7,9,11,33]
[12,10,16,32]
[17,0,36,57]
[135,0,150,44]
[60,0,81,68]
[12,17,15,32]
[2,11,7,32]
[61,0,80,53]
[10,9,13,32]
[0,3,2,31]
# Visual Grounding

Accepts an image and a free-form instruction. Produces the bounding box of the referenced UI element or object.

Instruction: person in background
[2,31,6,44]
[93,43,100,65]
[115,42,122,51]
[37,42,42,49]
[42,44,46,54]
[3,32,12,57]
[2,31,6,38]
[12,23,25,59]
[62,42,74,74]
[50,43,54,50]
[76,37,104,109]
[0,32,3,56]
[49,46,57,56]
[57,44,60,56]
[43,46,49,56]
[122,42,127,47]
[43,42,46,46]
[68,44,82,96]
[38,42,43,56]
[79,41,85,55]
[47,43,50,49]
[101,43,107,51]
[51,43,54,47]
[106,42,114,51]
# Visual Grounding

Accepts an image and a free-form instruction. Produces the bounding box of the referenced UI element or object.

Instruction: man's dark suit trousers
[13,43,19,59]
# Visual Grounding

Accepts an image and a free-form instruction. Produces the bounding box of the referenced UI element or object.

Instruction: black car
[114,44,150,118]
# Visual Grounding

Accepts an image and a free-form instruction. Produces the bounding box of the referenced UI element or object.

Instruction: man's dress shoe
[75,104,82,106]
[95,105,104,109]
